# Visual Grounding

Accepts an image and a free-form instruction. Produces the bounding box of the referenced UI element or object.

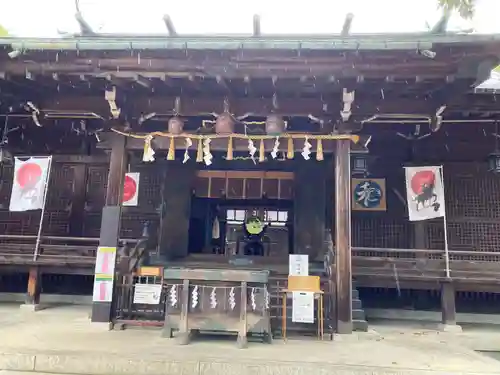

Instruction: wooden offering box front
[162,268,271,348]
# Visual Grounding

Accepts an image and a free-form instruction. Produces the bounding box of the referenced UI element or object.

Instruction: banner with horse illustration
[9,157,51,212]
[404,166,445,221]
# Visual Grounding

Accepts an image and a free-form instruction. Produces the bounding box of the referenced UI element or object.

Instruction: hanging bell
[168,116,184,135]
[265,114,286,136]
[215,113,235,135]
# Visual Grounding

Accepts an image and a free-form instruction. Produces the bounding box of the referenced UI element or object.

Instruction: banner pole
[33,156,53,262]
[440,165,451,279]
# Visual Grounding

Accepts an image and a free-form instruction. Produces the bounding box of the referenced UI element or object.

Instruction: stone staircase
[352,282,369,332]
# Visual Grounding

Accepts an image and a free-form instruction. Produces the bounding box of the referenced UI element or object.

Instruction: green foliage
[437,0,475,19]
[0,24,8,37]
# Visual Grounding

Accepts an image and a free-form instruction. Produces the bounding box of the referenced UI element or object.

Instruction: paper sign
[292,291,314,323]
[92,247,117,303]
[133,284,162,305]
[289,254,309,276]
[92,278,113,302]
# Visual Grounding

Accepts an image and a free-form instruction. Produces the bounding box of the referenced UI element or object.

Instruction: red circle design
[123,175,137,202]
[16,163,42,188]
[410,170,436,195]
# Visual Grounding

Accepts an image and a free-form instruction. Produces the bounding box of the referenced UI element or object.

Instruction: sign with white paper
[289,254,309,276]
[292,291,314,323]
[133,284,162,305]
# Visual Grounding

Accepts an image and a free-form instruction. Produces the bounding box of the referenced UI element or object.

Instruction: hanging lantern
[351,155,369,176]
[351,148,370,176]
[488,152,500,173]
[168,97,184,134]
[168,116,184,134]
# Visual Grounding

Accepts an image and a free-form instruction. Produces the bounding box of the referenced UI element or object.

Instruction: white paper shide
[9,157,51,212]
[133,284,162,305]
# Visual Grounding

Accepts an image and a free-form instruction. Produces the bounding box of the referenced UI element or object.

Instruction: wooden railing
[0,235,138,267]
[351,247,500,282]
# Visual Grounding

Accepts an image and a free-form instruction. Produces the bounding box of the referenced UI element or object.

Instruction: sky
[1,0,500,37]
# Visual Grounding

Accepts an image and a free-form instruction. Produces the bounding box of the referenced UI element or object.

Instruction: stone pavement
[1,304,500,375]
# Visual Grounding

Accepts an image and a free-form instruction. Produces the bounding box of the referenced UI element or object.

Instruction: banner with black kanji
[404,166,445,221]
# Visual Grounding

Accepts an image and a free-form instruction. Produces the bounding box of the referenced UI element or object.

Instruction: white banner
[405,166,445,221]
[122,172,140,206]
[9,157,51,212]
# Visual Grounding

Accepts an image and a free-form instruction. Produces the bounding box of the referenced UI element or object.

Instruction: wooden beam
[253,15,261,36]
[430,8,452,34]
[440,280,461,330]
[341,13,354,36]
[75,10,95,35]
[163,15,177,36]
[91,133,127,323]
[216,75,230,92]
[121,136,340,152]
[133,74,151,89]
[335,139,352,334]
[25,266,41,307]
[41,94,448,118]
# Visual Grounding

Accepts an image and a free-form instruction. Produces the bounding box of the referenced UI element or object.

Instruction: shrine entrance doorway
[188,170,294,258]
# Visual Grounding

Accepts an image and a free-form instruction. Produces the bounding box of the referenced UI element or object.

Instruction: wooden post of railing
[334,139,352,334]
[91,133,127,324]
[439,279,462,332]
[20,266,43,311]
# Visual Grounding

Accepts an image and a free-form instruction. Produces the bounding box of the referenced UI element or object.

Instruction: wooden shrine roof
[1,32,500,142]
[2,32,500,51]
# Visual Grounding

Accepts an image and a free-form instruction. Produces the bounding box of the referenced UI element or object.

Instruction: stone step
[353,319,369,332]
[352,309,366,321]
[352,298,362,310]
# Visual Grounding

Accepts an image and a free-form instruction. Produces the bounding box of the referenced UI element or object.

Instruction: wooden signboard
[351,178,387,211]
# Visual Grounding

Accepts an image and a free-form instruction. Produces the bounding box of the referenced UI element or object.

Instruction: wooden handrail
[0,234,138,244]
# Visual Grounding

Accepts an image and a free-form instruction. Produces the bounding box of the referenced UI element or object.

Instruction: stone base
[19,303,45,312]
[91,322,114,331]
[437,323,463,333]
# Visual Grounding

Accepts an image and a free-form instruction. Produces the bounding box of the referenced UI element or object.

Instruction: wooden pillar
[91,134,127,323]
[68,164,87,236]
[158,162,195,260]
[335,139,352,334]
[293,160,326,258]
[439,280,461,331]
[24,266,42,309]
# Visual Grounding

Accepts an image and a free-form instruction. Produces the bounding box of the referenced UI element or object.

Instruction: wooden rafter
[253,15,261,37]
[39,94,448,118]
[163,15,177,36]
[341,13,354,37]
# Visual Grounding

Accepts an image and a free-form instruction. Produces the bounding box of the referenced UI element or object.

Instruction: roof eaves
[1,33,500,51]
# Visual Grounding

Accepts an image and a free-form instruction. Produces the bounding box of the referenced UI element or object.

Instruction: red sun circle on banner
[123,175,137,202]
[410,170,436,195]
[16,163,42,188]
